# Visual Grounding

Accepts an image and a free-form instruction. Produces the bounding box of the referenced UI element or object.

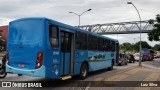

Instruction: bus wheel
[0,68,7,78]
[80,63,88,79]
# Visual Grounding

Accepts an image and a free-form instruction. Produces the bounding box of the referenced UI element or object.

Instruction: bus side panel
[89,61,105,71]
[44,50,61,79]
[73,51,113,75]
[73,51,88,75]
[44,21,61,79]
[73,63,81,75]
[87,51,112,71]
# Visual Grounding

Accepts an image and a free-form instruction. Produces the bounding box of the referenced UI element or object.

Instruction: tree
[120,41,152,53]
[120,42,134,53]
[134,41,152,51]
[154,44,160,51]
[148,14,160,41]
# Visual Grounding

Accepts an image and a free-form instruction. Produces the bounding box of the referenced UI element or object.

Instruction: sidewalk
[88,65,160,90]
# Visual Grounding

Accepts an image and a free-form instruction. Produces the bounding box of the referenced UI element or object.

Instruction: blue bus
[6,17,119,80]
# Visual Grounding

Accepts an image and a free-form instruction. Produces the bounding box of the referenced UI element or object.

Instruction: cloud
[0,0,159,24]
[0,0,159,46]
[0,17,12,26]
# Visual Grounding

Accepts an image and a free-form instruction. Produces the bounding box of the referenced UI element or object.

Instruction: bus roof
[10,17,119,42]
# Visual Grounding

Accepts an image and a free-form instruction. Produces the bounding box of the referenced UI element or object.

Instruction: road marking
[104,67,140,81]
[134,87,150,90]
[134,73,159,90]
[105,74,129,81]
[94,77,103,81]
[85,83,91,90]
[124,68,140,75]
[143,64,160,70]
[143,73,159,81]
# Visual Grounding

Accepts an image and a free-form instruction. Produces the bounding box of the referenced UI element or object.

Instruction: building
[0,25,8,50]
[0,25,8,41]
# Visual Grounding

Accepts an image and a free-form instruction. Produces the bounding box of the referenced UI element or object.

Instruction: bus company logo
[1,82,42,88]
[2,82,11,87]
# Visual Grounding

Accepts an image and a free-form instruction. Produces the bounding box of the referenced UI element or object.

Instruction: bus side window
[49,25,59,49]
[111,41,115,52]
[105,39,110,51]
[76,32,87,50]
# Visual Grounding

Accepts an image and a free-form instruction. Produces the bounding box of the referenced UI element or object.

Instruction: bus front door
[60,31,74,76]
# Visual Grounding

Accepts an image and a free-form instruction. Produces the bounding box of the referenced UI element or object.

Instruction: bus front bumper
[6,63,46,77]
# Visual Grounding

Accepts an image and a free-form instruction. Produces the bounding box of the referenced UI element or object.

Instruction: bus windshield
[8,19,43,44]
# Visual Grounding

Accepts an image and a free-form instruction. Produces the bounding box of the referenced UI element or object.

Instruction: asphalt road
[0,59,159,90]
[143,59,160,69]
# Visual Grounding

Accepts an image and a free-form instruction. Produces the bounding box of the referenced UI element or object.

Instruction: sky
[0,0,160,46]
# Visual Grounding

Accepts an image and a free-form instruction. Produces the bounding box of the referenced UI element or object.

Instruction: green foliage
[134,41,152,50]
[120,42,135,53]
[148,14,160,41]
[120,41,152,52]
[154,44,160,51]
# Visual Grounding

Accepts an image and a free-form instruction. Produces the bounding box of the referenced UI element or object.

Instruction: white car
[134,53,143,61]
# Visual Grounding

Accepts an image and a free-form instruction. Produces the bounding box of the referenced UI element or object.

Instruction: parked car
[154,55,160,59]
[134,53,144,61]
[125,53,135,63]
[154,53,160,59]
[117,53,128,66]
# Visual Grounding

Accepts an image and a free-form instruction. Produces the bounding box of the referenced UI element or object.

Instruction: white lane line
[85,83,91,90]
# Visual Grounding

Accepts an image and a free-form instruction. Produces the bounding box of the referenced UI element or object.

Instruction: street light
[69,9,92,26]
[127,2,142,66]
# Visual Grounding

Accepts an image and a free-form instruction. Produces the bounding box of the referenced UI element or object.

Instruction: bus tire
[79,63,88,79]
[0,68,7,78]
